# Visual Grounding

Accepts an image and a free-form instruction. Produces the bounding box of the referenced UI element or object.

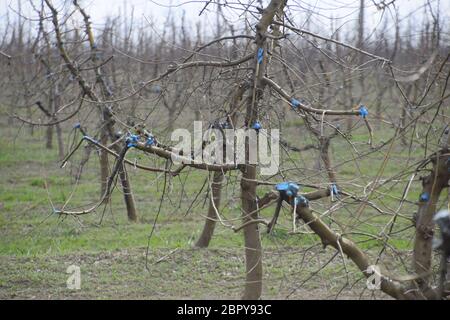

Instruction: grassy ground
[0,112,437,300]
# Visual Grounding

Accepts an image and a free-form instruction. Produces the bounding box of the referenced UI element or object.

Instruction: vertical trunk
[27,101,34,135]
[400,86,412,146]
[55,122,64,160]
[345,73,354,132]
[318,137,337,184]
[46,88,54,149]
[241,164,262,299]
[46,125,53,149]
[375,34,387,128]
[167,108,176,132]
[375,97,382,129]
[375,81,385,129]
[354,0,365,130]
[195,171,224,248]
[100,130,109,198]
[118,164,138,222]
[400,107,407,145]
[413,151,450,292]
[240,0,284,300]
[110,143,138,222]
[357,0,365,87]
[54,85,64,159]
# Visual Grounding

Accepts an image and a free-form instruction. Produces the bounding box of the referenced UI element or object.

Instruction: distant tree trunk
[345,71,355,132]
[356,0,365,123]
[27,101,34,136]
[54,84,64,159]
[400,86,412,146]
[195,171,224,248]
[100,129,109,198]
[46,90,54,149]
[374,72,386,128]
[55,122,64,159]
[167,108,175,133]
[46,125,53,149]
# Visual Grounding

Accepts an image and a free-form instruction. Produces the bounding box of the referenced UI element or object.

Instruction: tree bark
[54,85,64,159]
[240,0,284,300]
[46,125,53,149]
[195,171,224,247]
[241,164,262,299]
[318,136,337,184]
[118,163,138,222]
[413,150,450,290]
[99,130,110,198]
[55,122,64,159]
[258,189,445,300]
[46,89,54,149]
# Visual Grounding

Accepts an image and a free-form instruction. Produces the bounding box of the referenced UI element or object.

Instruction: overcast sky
[0,0,448,40]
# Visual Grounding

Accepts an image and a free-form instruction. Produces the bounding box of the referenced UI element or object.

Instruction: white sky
[0,0,448,41]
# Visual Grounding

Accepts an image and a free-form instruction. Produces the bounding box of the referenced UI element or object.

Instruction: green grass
[0,114,439,299]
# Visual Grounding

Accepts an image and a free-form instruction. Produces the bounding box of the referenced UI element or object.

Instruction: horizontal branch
[274,21,391,64]
[61,136,168,174]
[11,98,84,127]
[85,53,254,105]
[134,141,242,173]
[263,77,360,116]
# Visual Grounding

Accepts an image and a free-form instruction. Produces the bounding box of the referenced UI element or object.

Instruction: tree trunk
[109,143,138,222]
[345,70,354,132]
[400,86,413,146]
[357,0,366,97]
[413,150,450,291]
[99,130,109,198]
[55,122,64,160]
[240,0,284,300]
[118,163,138,222]
[54,85,64,159]
[241,164,262,299]
[167,108,176,133]
[46,125,53,149]
[195,171,224,248]
[318,136,337,184]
